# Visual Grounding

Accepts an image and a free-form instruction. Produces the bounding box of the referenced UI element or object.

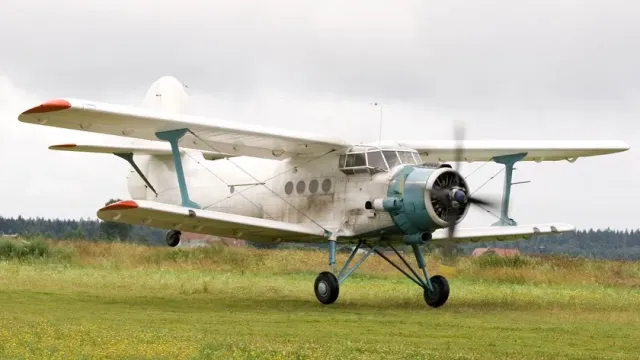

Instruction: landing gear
[315,239,450,308]
[314,272,339,304]
[166,230,181,247]
[423,275,450,308]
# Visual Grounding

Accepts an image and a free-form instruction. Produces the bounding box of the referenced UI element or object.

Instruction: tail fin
[133,76,190,148]
[141,76,190,114]
[47,76,221,203]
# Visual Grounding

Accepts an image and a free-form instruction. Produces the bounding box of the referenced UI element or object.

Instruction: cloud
[0,0,637,229]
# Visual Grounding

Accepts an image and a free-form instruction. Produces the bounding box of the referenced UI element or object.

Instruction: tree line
[1,199,639,260]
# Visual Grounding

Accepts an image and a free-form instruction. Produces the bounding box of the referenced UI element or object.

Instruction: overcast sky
[1,0,638,231]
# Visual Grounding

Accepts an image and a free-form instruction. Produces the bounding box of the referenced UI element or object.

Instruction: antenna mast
[371,102,383,144]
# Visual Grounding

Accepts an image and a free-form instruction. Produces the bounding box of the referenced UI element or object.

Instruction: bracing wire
[181,151,278,220]
[204,149,338,209]
[470,167,504,196]
[463,161,489,179]
[185,129,333,233]
[468,167,506,221]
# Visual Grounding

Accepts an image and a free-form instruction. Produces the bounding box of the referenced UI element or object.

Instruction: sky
[1,0,638,230]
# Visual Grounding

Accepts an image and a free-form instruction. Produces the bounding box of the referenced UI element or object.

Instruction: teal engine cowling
[369,165,471,243]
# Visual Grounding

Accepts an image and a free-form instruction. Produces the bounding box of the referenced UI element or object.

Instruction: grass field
[0,239,639,359]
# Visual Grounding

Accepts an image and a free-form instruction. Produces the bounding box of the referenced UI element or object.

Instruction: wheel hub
[317,281,328,296]
[425,283,440,301]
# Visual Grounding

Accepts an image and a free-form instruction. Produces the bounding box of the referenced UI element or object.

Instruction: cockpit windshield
[382,151,401,168]
[397,151,416,164]
[338,146,423,175]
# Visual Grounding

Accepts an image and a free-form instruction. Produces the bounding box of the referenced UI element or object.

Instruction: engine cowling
[378,165,471,241]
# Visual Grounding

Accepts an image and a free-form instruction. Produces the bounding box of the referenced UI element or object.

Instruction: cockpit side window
[366,150,387,170]
[345,153,366,167]
[383,151,401,168]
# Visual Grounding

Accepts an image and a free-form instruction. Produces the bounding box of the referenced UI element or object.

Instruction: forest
[1,211,638,260]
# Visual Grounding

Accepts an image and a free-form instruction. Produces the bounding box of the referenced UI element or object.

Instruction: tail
[132,76,190,148]
[141,75,190,114]
[48,76,225,204]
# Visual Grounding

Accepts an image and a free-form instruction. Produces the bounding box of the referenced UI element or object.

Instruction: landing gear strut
[314,239,449,308]
[166,230,181,247]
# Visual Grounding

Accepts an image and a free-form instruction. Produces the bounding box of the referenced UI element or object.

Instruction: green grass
[0,239,639,359]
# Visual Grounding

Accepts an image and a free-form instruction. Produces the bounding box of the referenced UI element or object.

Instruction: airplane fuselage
[126,150,395,240]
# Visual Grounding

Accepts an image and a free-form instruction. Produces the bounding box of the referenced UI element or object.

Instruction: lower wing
[97,200,329,243]
[429,223,574,244]
[98,200,573,245]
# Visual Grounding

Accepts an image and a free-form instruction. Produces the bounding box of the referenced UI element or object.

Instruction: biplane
[17,76,630,307]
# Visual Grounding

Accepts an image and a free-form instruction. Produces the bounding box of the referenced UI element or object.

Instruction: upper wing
[97,200,329,243]
[18,98,350,159]
[399,140,630,162]
[49,142,230,160]
[429,223,574,244]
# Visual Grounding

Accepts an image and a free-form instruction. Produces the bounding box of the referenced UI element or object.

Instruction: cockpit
[338,145,423,175]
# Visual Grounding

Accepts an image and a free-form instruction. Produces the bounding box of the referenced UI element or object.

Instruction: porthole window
[309,179,319,193]
[296,180,306,194]
[322,179,332,193]
[285,181,294,195]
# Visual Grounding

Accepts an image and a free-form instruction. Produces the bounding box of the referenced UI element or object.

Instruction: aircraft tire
[314,271,339,305]
[423,275,450,308]
[166,230,181,247]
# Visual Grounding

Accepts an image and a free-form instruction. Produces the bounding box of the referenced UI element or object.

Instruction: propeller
[446,123,501,238]
[433,123,500,266]
[429,125,498,240]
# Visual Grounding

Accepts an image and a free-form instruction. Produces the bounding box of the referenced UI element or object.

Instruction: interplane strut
[155,128,200,209]
[491,152,527,226]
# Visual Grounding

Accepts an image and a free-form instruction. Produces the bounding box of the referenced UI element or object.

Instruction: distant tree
[98,198,133,241]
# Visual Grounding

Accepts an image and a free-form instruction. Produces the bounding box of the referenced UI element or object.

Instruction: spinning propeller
[430,125,500,250]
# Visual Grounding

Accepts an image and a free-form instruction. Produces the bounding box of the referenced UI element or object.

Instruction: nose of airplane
[452,188,466,203]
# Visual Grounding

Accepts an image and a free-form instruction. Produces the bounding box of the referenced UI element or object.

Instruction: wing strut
[113,152,158,196]
[155,128,200,209]
[491,152,526,226]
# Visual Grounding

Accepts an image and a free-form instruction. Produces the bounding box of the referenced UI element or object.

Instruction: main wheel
[423,275,450,308]
[314,271,339,305]
[166,230,181,247]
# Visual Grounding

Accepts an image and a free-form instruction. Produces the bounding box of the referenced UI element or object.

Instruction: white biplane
[17,76,630,308]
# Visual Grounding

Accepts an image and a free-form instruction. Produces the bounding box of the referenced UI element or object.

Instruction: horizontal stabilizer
[429,223,575,244]
[49,143,230,161]
[97,200,328,243]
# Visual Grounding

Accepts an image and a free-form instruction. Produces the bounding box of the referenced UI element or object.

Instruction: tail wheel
[166,230,181,247]
[423,275,450,308]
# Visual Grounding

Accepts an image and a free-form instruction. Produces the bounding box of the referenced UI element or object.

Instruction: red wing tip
[49,144,77,149]
[100,200,139,211]
[21,99,71,115]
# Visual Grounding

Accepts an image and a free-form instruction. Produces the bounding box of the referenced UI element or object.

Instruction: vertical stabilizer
[127,76,192,198]
[142,76,190,114]
[131,76,190,148]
